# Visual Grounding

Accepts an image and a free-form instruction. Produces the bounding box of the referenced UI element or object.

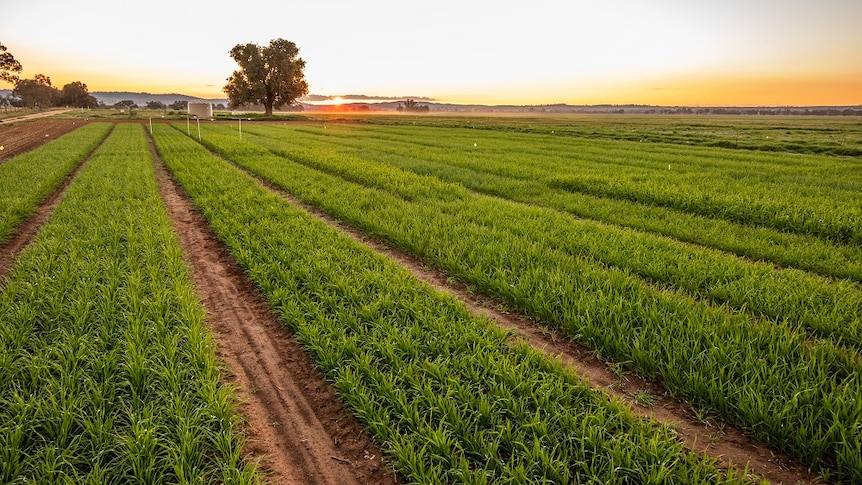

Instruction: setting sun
[309,96,348,106]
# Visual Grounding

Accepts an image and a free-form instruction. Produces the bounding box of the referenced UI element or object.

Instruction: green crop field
[0,124,257,483]
[1,114,860,483]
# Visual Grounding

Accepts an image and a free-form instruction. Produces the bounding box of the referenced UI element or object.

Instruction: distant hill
[302,101,862,116]
[0,89,227,107]
[90,91,229,107]
[3,89,860,115]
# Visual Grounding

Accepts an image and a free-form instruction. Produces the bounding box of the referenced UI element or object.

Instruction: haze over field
[2,0,861,106]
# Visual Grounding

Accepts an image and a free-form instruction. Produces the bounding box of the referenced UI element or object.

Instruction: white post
[149,118,153,135]
[197,117,201,143]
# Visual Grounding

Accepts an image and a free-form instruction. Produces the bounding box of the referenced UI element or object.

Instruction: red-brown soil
[0,117,87,163]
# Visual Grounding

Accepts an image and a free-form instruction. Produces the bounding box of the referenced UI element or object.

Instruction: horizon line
[1,87,859,109]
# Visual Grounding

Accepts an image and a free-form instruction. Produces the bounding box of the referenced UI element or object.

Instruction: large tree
[224,38,308,116]
[60,81,97,108]
[14,74,59,108]
[1,43,22,85]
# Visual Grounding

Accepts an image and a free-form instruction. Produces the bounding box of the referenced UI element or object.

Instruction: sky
[1,0,861,106]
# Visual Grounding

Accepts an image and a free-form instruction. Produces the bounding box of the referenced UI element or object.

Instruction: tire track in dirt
[0,124,111,281]
[147,134,399,485]
[231,161,823,485]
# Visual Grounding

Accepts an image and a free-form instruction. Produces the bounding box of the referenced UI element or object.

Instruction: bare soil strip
[0,118,85,163]
[147,136,399,485]
[0,126,107,281]
[237,166,822,484]
[0,109,72,124]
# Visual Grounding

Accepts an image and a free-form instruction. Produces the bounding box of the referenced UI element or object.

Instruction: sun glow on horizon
[301,96,350,106]
[2,0,860,108]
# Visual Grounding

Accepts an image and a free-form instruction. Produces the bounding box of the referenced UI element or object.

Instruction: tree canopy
[0,43,22,85]
[112,100,138,110]
[397,99,430,112]
[2,44,96,109]
[13,76,97,109]
[60,81,97,108]
[14,74,56,108]
[223,38,308,116]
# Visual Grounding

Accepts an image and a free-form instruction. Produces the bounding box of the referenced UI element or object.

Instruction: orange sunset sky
[2,0,860,106]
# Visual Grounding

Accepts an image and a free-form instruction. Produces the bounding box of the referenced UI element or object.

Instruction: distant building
[188,101,213,117]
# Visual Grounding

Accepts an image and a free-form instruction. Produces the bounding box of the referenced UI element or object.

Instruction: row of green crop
[356,122,861,182]
[188,123,861,481]
[152,124,749,483]
[337,123,853,180]
[357,113,862,160]
[294,122,862,246]
[218,123,862,352]
[250,123,862,282]
[0,124,258,484]
[0,122,112,244]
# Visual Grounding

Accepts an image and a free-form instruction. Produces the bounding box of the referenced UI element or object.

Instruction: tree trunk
[264,88,274,116]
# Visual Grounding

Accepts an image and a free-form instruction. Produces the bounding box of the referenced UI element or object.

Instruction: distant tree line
[526,105,862,116]
[1,43,231,113]
[109,100,227,111]
[12,76,98,109]
[687,107,862,116]
[1,42,98,109]
[397,99,430,112]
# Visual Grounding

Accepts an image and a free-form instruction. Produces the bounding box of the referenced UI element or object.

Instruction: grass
[0,122,111,244]
[250,122,862,281]
[0,123,259,483]
[189,121,861,481]
[154,123,753,484]
[222,123,862,351]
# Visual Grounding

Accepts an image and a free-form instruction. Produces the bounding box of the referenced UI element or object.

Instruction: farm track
[0,124,110,280]
[225,152,822,485]
[0,117,87,163]
[147,133,400,485]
